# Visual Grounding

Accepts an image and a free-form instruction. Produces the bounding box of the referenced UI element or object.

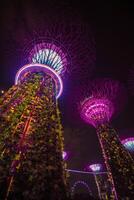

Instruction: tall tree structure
[80,79,134,200]
[89,163,115,200]
[0,46,67,200]
[0,17,95,199]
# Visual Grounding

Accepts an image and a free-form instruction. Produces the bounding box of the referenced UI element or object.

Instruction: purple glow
[62,151,68,160]
[80,98,114,127]
[80,79,126,127]
[89,164,102,172]
[122,137,134,152]
[20,19,95,85]
[28,43,67,75]
[15,63,63,99]
[67,169,107,174]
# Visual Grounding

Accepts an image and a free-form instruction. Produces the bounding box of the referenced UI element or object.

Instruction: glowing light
[67,169,107,174]
[122,137,134,152]
[80,98,114,127]
[79,79,127,200]
[15,64,63,99]
[1,90,4,94]
[89,164,102,172]
[28,43,67,75]
[62,151,68,160]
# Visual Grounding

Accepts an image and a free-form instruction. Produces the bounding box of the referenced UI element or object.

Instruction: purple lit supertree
[9,13,95,85]
[89,164,102,172]
[88,163,115,199]
[80,79,134,200]
[89,164,103,199]
[0,18,95,199]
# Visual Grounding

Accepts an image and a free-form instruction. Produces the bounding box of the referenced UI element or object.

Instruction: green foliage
[0,73,68,199]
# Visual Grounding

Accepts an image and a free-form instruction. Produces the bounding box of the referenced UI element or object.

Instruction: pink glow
[62,151,68,160]
[79,79,126,127]
[89,164,102,172]
[80,98,114,127]
[15,64,63,99]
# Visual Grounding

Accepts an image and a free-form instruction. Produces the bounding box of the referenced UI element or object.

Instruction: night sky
[0,1,134,173]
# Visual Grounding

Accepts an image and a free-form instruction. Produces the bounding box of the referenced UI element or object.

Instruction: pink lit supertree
[80,79,134,200]
[7,11,95,86]
[0,16,95,199]
[88,163,116,199]
[89,164,103,199]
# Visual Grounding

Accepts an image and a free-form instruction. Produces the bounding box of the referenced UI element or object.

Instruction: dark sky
[0,1,134,172]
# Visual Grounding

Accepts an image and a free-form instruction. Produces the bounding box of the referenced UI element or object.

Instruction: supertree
[0,52,67,200]
[0,20,95,200]
[80,79,134,200]
[89,164,103,199]
[89,163,115,199]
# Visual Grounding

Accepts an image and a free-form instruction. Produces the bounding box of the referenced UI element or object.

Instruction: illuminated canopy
[89,164,102,172]
[28,42,67,75]
[122,137,134,152]
[15,63,63,99]
[80,98,114,127]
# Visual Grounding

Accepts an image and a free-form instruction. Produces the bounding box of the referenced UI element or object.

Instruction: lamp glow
[1,90,4,94]
[62,151,68,160]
